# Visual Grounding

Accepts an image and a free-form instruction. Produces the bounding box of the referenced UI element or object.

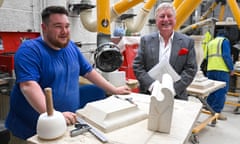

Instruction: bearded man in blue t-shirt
[5,6,130,142]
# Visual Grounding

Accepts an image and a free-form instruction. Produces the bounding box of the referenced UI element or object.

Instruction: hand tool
[75,116,108,143]
[114,95,136,105]
[70,123,90,137]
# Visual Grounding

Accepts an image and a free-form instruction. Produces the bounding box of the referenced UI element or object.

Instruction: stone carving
[148,73,174,133]
[77,95,147,133]
[189,35,214,89]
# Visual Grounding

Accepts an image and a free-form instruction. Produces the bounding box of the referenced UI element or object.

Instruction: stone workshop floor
[187,95,240,144]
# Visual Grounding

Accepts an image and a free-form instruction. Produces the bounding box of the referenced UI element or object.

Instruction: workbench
[186,79,226,143]
[27,93,202,144]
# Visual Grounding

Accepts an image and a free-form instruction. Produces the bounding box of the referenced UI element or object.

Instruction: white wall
[0,0,41,32]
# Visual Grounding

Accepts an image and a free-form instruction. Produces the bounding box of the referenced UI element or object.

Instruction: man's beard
[48,36,70,48]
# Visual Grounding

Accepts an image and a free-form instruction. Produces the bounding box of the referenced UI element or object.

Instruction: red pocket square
[178,48,189,56]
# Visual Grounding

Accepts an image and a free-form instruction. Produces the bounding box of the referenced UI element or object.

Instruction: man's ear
[41,23,46,31]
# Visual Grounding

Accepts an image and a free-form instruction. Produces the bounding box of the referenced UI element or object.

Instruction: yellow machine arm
[97,0,110,35]
[174,0,202,30]
[172,0,182,9]
[227,0,240,29]
[173,0,240,30]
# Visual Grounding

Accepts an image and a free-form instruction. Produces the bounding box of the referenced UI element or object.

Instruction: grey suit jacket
[133,32,197,100]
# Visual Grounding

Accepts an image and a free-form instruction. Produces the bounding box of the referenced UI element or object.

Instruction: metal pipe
[96,0,111,46]
[179,17,216,34]
[80,9,97,32]
[125,0,157,33]
[227,0,240,29]
[81,0,154,33]
[174,0,202,30]
[124,8,149,33]
[218,5,225,21]
[112,0,143,15]
[81,0,144,32]
[110,0,143,22]
[95,0,123,72]
[97,0,110,35]
[199,2,218,21]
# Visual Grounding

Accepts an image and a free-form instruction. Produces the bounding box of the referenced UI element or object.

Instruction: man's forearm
[20,81,46,113]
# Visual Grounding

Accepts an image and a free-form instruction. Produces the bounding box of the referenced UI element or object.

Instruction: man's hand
[114,85,131,95]
[62,112,77,125]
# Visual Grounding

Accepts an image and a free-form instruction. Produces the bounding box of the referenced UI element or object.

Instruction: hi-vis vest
[202,31,212,58]
[207,37,229,72]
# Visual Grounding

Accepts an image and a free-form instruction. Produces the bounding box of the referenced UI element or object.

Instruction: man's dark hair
[41,6,69,24]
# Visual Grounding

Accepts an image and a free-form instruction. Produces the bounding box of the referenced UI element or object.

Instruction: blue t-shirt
[5,37,92,139]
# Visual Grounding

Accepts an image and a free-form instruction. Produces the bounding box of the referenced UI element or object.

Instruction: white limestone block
[189,79,214,89]
[148,74,174,133]
[77,96,147,133]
